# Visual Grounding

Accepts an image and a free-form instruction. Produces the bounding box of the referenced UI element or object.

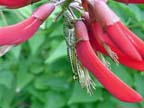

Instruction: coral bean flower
[74,20,142,103]
[0,0,40,9]
[89,28,144,71]
[0,3,55,45]
[82,12,144,71]
[87,0,143,61]
[116,0,144,4]
[0,3,55,56]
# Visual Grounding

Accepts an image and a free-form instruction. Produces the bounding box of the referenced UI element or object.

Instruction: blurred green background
[0,0,144,108]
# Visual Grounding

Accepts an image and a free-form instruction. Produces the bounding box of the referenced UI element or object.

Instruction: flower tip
[118,89,143,103]
[91,0,119,26]
[32,3,55,21]
[129,94,143,103]
[74,21,89,41]
[137,95,143,102]
[106,22,143,61]
[119,96,143,103]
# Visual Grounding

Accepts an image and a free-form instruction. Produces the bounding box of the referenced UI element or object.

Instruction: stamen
[97,51,110,68]
[76,62,96,95]
[103,43,119,65]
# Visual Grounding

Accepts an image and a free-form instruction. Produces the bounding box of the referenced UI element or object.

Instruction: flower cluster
[0,0,144,103]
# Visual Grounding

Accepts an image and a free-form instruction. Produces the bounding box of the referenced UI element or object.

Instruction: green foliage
[0,0,144,108]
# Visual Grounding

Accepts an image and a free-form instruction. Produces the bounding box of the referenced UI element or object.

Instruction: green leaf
[106,57,134,86]
[134,73,144,107]
[0,87,16,108]
[29,31,45,55]
[10,45,21,59]
[109,1,139,22]
[81,103,95,108]
[44,91,67,108]
[68,104,79,108]
[128,4,142,21]
[28,86,47,103]
[0,73,16,108]
[17,6,32,18]
[0,71,14,89]
[30,63,44,74]
[30,99,44,108]
[116,101,140,108]
[97,100,116,108]
[68,82,102,104]
[34,75,70,91]
[16,70,34,91]
[134,73,144,96]
[45,41,67,64]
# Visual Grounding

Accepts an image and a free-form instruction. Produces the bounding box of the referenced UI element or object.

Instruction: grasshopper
[63,10,79,80]
[63,10,96,94]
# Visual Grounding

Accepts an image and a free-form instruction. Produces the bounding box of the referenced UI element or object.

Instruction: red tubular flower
[90,30,144,71]
[91,22,144,71]
[0,3,55,56]
[118,22,144,58]
[116,0,144,4]
[74,20,142,103]
[91,24,144,71]
[82,12,144,71]
[87,0,143,61]
[0,0,40,9]
[106,23,143,61]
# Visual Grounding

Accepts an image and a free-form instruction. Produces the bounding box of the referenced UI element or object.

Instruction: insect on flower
[63,10,96,94]
[0,0,144,104]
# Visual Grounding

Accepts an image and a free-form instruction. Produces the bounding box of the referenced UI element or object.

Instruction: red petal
[116,0,144,4]
[106,22,142,61]
[0,0,40,8]
[76,40,142,102]
[0,3,55,45]
[75,20,143,102]
[118,22,144,58]
[90,29,144,71]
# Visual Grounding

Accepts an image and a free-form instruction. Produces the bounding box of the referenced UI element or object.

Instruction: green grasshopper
[63,10,79,80]
[63,10,96,94]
